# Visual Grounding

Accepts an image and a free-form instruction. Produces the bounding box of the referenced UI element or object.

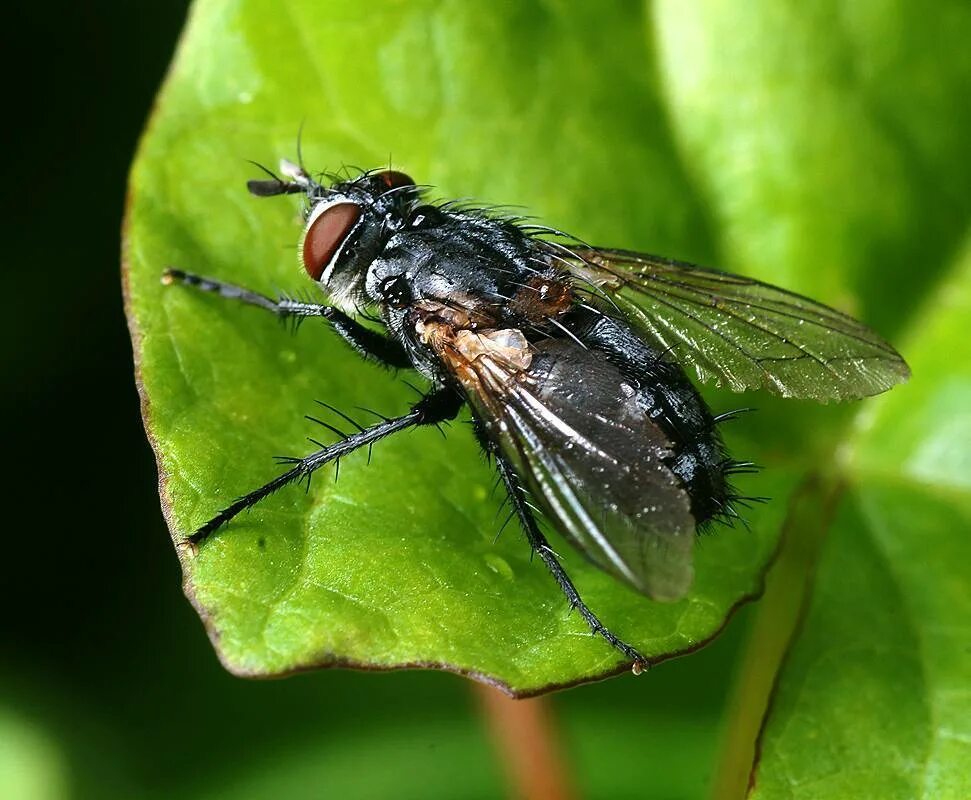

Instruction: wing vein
[558,246,909,399]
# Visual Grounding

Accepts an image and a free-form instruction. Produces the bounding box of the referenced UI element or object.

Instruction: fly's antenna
[246,160,306,197]
[279,158,316,191]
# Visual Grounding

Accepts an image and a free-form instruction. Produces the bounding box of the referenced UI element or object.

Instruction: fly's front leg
[162,268,412,368]
[495,456,649,672]
[187,388,463,549]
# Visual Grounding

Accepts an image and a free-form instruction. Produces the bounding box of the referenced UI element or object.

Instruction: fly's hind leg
[495,456,649,672]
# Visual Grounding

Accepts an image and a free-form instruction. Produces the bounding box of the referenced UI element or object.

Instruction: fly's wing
[558,246,910,401]
[464,335,696,601]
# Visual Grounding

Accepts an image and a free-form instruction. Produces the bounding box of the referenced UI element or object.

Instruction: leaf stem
[709,474,843,800]
[474,684,577,800]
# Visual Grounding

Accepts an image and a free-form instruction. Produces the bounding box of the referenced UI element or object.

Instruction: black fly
[163,160,910,670]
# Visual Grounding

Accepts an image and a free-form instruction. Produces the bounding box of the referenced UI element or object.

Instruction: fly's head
[247,160,419,314]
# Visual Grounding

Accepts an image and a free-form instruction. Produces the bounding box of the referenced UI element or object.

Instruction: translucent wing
[456,332,696,601]
[558,247,910,401]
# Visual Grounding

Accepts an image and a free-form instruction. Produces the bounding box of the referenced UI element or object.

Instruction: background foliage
[3,1,968,798]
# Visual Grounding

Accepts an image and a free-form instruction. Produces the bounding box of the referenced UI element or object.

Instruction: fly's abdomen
[566,308,734,527]
[652,386,731,527]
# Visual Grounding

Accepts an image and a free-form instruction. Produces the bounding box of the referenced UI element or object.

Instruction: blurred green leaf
[649,1,971,795]
[749,239,971,799]
[0,709,67,800]
[183,717,505,800]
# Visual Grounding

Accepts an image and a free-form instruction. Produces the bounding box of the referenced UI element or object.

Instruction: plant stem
[475,684,577,800]
[709,475,842,800]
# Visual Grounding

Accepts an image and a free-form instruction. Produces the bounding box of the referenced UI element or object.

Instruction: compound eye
[301,202,362,281]
[374,170,414,191]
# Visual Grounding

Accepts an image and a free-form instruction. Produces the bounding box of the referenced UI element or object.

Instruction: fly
[162,159,910,670]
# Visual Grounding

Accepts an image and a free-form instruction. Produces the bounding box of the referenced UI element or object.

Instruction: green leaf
[128,0,953,698]
[0,708,67,800]
[125,0,788,694]
[749,239,971,799]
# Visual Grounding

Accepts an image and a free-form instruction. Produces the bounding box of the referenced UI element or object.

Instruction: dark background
[2,4,749,797]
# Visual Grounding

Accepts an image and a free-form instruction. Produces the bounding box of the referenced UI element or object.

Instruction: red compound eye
[301,202,362,281]
[374,170,414,191]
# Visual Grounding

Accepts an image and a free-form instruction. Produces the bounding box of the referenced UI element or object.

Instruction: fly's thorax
[364,214,542,313]
[365,251,501,310]
[506,276,574,323]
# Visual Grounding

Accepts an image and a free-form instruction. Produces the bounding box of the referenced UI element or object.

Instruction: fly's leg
[186,389,463,548]
[162,268,412,367]
[496,456,649,671]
